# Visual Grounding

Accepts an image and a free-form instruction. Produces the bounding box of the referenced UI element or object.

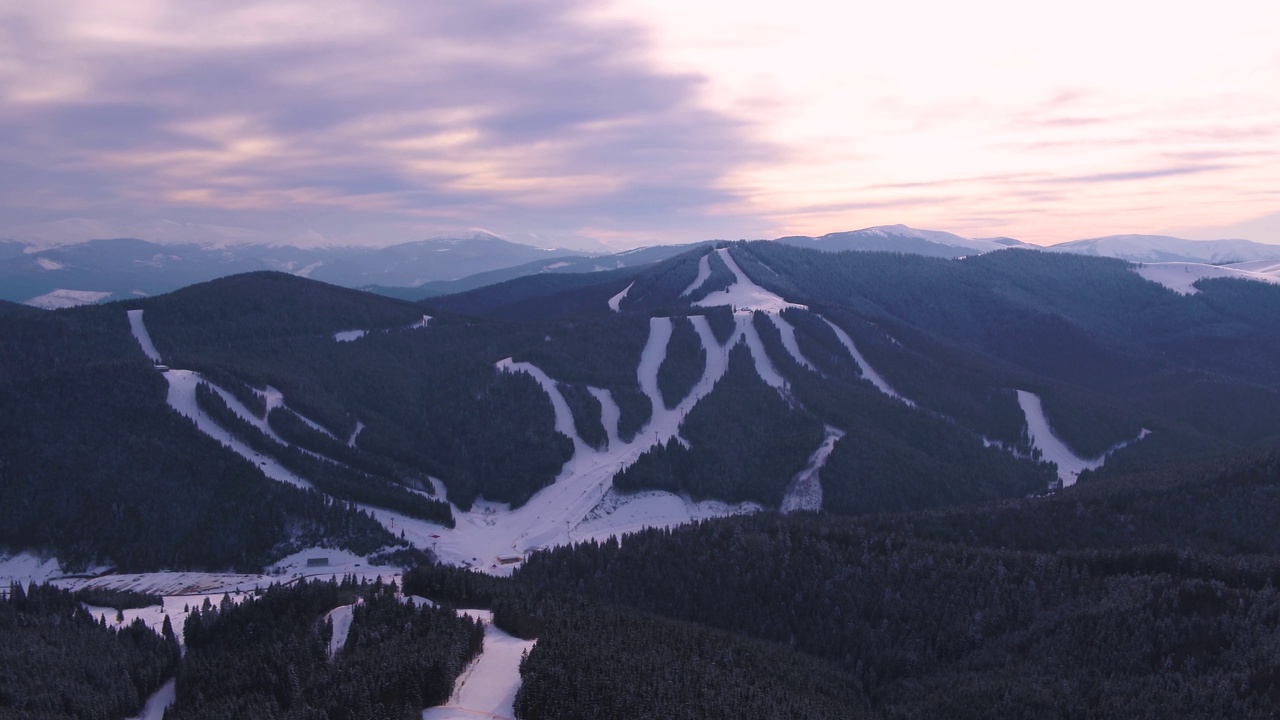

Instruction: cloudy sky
[2,0,1278,249]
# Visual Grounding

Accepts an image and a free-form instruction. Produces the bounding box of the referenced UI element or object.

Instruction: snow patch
[333,329,367,342]
[1133,261,1280,295]
[35,257,65,271]
[294,261,324,278]
[680,253,713,296]
[126,679,175,720]
[326,603,357,656]
[821,317,914,406]
[423,609,534,720]
[768,312,815,371]
[608,281,633,312]
[348,421,365,447]
[1016,390,1149,488]
[694,248,805,315]
[0,552,66,589]
[127,309,163,363]
[25,288,112,309]
[781,426,843,513]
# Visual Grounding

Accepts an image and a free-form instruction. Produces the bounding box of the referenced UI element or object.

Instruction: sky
[1,0,1278,250]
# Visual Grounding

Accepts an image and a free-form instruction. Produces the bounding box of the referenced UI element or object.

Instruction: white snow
[1016,390,1149,488]
[333,329,367,342]
[781,426,844,513]
[607,281,633,312]
[422,609,534,720]
[767,312,816,371]
[127,309,163,363]
[821,317,914,406]
[411,315,432,329]
[0,552,66,589]
[25,288,112,309]
[326,603,357,656]
[1133,261,1280,295]
[694,248,805,315]
[544,261,571,270]
[35,257,65,271]
[294,261,324,278]
[680,253,713,296]
[738,314,787,390]
[348,421,365,447]
[126,679,175,720]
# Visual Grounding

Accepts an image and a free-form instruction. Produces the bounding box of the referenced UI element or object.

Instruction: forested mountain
[3,240,1279,575]
[3,236,1280,718]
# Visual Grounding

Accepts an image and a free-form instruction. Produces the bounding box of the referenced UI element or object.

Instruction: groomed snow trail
[608,282,633,312]
[1016,390,1149,488]
[127,309,162,363]
[326,603,357,656]
[126,679,175,720]
[768,312,816,371]
[693,248,804,314]
[781,425,844,513]
[821,317,914,406]
[422,609,534,720]
[681,254,712,296]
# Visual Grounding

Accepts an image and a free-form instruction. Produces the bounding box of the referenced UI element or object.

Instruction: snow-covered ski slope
[1016,390,1149,487]
[422,609,534,720]
[1134,261,1280,295]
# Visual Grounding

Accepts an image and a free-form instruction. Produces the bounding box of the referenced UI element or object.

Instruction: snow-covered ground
[768,312,816,371]
[694,248,805,314]
[24,288,113,309]
[781,425,844,512]
[821,318,914,406]
[326,603,357,656]
[1016,390,1149,488]
[334,329,368,342]
[422,609,535,720]
[127,309,163,363]
[681,253,712,296]
[607,281,633,312]
[1133,261,1280,295]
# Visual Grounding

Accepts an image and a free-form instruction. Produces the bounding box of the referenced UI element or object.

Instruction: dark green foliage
[1036,384,1148,458]
[73,587,163,611]
[425,267,645,322]
[266,406,411,484]
[656,316,706,409]
[514,604,868,720]
[516,453,1280,718]
[0,583,179,720]
[515,314,651,388]
[612,383,652,443]
[196,383,454,527]
[702,305,736,345]
[615,344,825,506]
[682,249,736,303]
[558,382,607,449]
[186,362,268,417]
[170,577,483,720]
[0,361,397,571]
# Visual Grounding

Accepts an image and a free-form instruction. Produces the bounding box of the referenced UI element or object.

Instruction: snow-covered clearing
[1133,261,1280,295]
[336,315,433,341]
[126,679,175,720]
[607,281,633,312]
[694,248,805,314]
[326,603,357,656]
[24,288,112,309]
[681,253,713,296]
[781,425,844,513]
[821,317,914,406]
[1016,390,1149,488]
[422,609,535,720]
[127,309,162,362]
[0,552,78,589]
[768,312,816,371]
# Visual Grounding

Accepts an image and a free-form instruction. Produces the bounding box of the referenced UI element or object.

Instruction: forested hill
[2,241,1279,576]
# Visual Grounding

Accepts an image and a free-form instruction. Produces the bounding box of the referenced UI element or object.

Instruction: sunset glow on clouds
[1,1,1277,248]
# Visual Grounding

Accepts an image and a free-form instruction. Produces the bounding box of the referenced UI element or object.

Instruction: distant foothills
[3,220,1280,309]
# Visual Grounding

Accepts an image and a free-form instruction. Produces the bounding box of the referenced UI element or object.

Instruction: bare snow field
[1133,261,1280,295]
[25,288,114,309]
[1016,390,1149,488]
[422,609,535,720]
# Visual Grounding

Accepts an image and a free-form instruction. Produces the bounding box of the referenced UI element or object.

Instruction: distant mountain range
[4,220,1279,308]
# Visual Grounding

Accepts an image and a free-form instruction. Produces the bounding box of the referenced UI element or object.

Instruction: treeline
[0,360,399,572]
[656,315,706,408]
[1,583,179,720]
[169,576,483,720]
[615,344,825,506]
[195,382,455,527]
[557,381,607,449]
